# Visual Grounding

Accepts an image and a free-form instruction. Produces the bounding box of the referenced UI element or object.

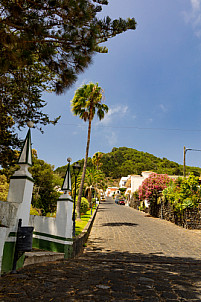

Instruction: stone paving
[1,198,201,301]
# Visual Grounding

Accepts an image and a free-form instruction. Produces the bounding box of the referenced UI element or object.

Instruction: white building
[105,187,120,197]
[125,171,179,200]
[119,176,130,188]
[131,171,152,193]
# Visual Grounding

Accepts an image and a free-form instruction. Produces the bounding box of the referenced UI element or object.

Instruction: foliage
[0,63,60,167]
[75,196,89,215]
[132,191,139,200]
[82,167,105,206]
[119,187,126,193]
[1,1,136,167]
[55,158,93,178]
[71,82,108,218]
[80,197,89,215]
[100,147,200,179]
[0,1,136,92]
[0,149,62,213]
[0,174,9,201]
[46,212,56,218]
[138,173,172,202]
[0,112,21,168]
[163,174,201,213]
[30,205,40,216]
[29,150,63,215]
[55,147,201,185]
[75,205,96,236]
[92,152,103,169]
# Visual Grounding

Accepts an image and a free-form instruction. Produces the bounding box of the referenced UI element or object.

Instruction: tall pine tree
[0,0,137,167]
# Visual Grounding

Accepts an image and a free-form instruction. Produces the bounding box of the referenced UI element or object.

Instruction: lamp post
[72,162,81,237]
[183,146,201,177]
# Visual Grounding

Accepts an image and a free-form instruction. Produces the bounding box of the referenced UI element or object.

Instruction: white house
[126,171,180,200]
[131,171,152,193]
[119,176,130,188]
[105,187,120,197]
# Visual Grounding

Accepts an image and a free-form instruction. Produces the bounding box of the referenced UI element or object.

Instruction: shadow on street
[102,222,138,227]
[1,250,201,301]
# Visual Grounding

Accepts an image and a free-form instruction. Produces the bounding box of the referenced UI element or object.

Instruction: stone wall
[129,197,140,210]
[149,201,201,229]
[129,195,201,230]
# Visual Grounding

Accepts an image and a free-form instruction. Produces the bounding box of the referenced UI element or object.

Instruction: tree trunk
[76,111,92,219]
[88,187,92,208]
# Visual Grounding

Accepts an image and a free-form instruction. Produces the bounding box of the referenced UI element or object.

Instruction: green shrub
[30,205,40,216]
[46,212,56,217]
[163,173,201,213]
[75,196,89,215]
[80,197,89,214]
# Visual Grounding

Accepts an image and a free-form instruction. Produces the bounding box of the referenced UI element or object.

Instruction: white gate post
[0,124,34,274]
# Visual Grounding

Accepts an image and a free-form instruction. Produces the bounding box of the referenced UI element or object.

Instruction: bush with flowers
[138,173,172,202]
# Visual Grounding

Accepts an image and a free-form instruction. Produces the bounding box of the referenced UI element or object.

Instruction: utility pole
[183,146,186,177]
[183,147,201,177]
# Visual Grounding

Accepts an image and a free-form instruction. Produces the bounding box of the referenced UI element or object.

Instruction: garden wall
[129,195,201,229]
[149,201,201,229]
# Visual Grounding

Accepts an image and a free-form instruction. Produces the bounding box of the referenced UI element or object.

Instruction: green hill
[55,147,201,179]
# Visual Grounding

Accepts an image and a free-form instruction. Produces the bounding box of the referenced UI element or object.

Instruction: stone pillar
[0,126,34,274]
[55,160,74,256]
[56,160,73,233]
[7,128,34,226]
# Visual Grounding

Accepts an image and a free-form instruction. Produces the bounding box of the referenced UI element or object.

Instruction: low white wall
[0,201,18,227]
[29,199,73,239]
[29,216,56,236]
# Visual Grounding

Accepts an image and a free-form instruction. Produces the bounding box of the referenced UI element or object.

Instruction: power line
[58,122,201,133]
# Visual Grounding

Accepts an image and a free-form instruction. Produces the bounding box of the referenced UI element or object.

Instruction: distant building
[105,187,120,197]
[126,171,179,200]
[131,171,152,193]
[119,176,130,188]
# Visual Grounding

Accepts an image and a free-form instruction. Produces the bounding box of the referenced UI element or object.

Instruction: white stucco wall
[119,177,129,188]
[0,201,19,227]
[29,196,73,239]
[131,172,153,194]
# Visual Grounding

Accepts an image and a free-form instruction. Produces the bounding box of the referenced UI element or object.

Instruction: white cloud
[159,104,168,113]
[191,0,200,11]
[99,104,128,125]
[105,131,118,146]
[183,0,201,37]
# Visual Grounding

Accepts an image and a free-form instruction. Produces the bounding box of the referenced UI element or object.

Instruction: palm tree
[71,82,108,218]
[84,168,105,208]
[92,151,103,170]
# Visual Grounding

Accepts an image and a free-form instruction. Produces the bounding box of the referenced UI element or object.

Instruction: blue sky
[21,0,201,169]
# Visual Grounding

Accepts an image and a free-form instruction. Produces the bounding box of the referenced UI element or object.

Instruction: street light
[72,162,81,237]
[183,146,201,177]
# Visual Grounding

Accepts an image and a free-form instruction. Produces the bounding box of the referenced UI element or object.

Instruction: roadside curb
[72,204,99,258]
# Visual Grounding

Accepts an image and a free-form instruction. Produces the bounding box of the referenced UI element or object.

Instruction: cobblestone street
[1,198,201,301]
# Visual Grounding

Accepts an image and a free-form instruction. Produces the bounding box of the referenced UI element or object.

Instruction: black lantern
[72,162,81,237]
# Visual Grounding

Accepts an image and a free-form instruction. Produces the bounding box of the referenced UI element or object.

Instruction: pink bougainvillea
[138,173,172,201]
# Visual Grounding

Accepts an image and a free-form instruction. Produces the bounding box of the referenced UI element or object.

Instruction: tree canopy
[30,150,63,215]
[0,0,136,92]
[55,147,201,181]
[100,147,197,178]
[0,174,9,201]
[0,0,136,167]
